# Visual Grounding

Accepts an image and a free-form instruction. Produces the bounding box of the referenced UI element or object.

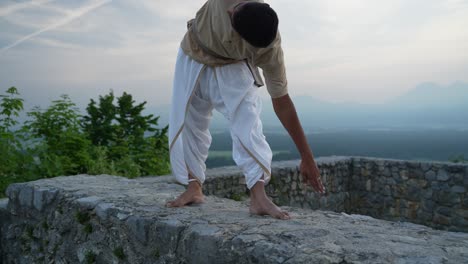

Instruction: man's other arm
[272,93,325,194]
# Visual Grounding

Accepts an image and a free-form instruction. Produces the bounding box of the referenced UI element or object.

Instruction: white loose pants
[168,47,273,189]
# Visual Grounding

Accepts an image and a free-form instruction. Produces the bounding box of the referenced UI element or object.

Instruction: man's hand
[272,93,326,194]
[300,159,325,194]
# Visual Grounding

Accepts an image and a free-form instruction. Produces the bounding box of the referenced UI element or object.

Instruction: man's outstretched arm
[271,93,325,194]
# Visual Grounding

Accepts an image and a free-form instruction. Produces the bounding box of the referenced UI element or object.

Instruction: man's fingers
[301,172,325,194]
[317,177,325,193]
[312,176,325,194]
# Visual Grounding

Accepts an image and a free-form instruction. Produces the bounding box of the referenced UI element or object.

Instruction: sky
[0,0,467,111]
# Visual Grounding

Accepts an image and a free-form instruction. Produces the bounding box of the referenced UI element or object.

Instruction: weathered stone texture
[1,156,468,263]
[349,156,468,232]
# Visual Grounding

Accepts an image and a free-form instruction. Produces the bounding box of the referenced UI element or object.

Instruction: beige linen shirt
[180,0,288,98]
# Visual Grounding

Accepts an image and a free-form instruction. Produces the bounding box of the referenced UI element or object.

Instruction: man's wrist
[300,150,315,163]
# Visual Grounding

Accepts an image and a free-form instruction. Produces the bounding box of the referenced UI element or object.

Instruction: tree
[25,94,92,176]
[82,91,170,175]
[0,87,34,197]
[82,91,116,146]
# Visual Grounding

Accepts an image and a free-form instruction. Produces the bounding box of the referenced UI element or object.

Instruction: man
[166,0,325,220]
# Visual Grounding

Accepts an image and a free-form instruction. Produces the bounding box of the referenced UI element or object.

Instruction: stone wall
[1,157,468,264]
[349,157,468,232]
[202,157,352,213]
[201,156,468,232]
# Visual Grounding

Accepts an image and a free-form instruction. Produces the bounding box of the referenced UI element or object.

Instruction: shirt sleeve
[253,32,288,98]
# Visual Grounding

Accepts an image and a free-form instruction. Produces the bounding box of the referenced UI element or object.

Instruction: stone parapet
[1,156,467,263]
[349,156,468,232]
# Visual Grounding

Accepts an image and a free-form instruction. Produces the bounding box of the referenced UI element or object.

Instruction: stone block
[425,170,436,181]
[5,184,21,201]
[437,170,450,181]
[409,169,424,179]
[33,188,47,212]
[451,186,465,193]
[421,162,431,172]
[406,185,422,202]
[423,189,433,199]
[18,186,34,208]
[75,196,103,210]
[455,209,468,219]
[417,211,432,223]
[126,216,151,245]
[453,173,464,185]
[422,200,434,213]
[383,185,391,196]
[386,178,396,185]
[365,180,371,191]
[463,196,468,208]
[436,206,452,217]
[400,170,408,180]
[95,202,114,221]
[434,191,461,206]
[447,164,465,173]
[451,216,468,228]
[361,168,369,177]
[433,213,450,225]
[383,168,391,177]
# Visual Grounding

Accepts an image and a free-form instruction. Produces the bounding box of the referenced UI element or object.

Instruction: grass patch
[42,220,49,230]
[113,246,125,260]
[83,223,93,234]
[153,248,160,259]
[75,211,91,224]
[85,250,97,264]
[230,193,247,202]
[25,225,34,238]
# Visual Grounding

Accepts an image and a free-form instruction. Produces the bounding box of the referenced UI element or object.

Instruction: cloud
[0,0,56,17]
[0,0,467,107]
[0,0,112,55]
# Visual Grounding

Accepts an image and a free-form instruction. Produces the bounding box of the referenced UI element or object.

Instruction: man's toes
[166,200,181,208]
[279,211,291,220]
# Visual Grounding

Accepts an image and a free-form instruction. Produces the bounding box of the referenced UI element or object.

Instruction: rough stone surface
[1,156,468,263]
[348,156,468,232]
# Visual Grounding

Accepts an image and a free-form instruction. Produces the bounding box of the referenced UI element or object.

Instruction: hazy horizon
[1,0,468,111]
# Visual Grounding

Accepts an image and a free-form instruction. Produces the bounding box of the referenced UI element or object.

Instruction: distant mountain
[386,81,468,109]
[260,81,468,131]
[148,81,468,132]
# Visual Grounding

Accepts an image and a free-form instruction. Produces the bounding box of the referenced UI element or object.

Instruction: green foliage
[83,223,93,234]
[85,250,97,264]
[24,95,93,177]
[75,210,91,224]
[42,221,49,230]
[113,246,125,260]
[0,87,170,197]
[0,88,36,197]
[449,154,467,163]
[83,92,116,146]
[153,248,160,259]
[230,193,246,202]
[0,87,23,131]
[82,90,170,176]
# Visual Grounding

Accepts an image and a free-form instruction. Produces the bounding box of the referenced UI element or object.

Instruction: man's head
[228,2,279,48]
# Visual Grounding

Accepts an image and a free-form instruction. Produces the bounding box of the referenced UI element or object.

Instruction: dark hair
[232,2,279,48]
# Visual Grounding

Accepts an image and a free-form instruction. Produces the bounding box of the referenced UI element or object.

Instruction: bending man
[166,0,325,220]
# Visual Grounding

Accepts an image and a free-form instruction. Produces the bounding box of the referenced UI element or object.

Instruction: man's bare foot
[249,180,291,220]
[166,181,205,207]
